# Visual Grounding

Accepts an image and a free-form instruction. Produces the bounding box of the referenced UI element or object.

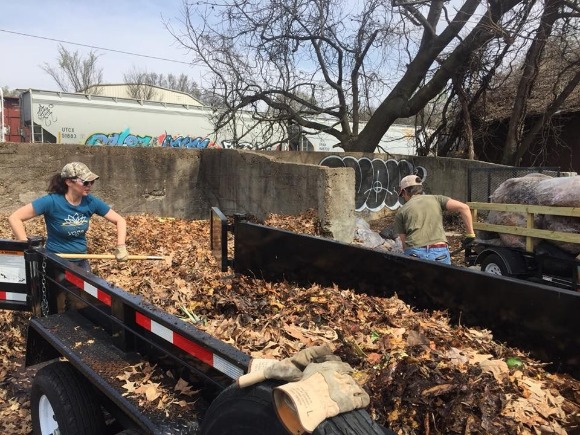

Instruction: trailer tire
[481,254,509,276]
[31,361,106,435]
[199,380,287,435]
[199,380,391,435]
[314,409,394,435]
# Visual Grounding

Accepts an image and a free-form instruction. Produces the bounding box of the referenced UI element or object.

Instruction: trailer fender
[476,247,528,276]
[25,325,62,367]
[199,380,391,435]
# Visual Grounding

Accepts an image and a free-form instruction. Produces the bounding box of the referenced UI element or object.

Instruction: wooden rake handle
[57,254,166,260]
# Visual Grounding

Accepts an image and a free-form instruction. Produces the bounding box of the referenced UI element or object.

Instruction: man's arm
[445,199,474,234]
[398,234,407,251]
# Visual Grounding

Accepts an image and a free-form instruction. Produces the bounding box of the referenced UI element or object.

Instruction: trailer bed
[28,311,202,434]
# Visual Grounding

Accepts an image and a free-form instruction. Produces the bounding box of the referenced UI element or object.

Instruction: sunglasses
[75,178,95,187]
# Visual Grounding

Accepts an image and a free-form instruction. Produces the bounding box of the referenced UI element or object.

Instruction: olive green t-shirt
[393,194,450,248]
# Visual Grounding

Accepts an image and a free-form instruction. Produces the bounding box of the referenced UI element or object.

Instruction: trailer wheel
[314,409,394,435]
[31,361,106,435]
[481,254,509,276]
[199,380,288,435]
[200,380,390,435]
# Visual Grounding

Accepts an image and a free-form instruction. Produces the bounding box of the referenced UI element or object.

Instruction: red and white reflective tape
[135,311,243,379]
[0,291,27,302]
[63,271,243,379]
[65,271,112,306]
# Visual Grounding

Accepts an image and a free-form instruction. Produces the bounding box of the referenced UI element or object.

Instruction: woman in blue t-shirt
[8,162,128,271]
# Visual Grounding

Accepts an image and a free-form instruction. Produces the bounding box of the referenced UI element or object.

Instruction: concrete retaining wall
[2,143,531,243]
[0,143,355,242]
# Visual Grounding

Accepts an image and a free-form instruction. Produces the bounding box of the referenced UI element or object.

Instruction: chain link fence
[467,167,561,203]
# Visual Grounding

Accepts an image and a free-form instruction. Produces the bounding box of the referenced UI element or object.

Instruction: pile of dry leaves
[0,211,578,434]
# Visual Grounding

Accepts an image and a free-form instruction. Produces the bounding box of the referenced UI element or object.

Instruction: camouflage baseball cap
[61,162,99,181]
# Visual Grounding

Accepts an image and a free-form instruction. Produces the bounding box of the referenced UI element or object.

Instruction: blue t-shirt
[32,193,111,254]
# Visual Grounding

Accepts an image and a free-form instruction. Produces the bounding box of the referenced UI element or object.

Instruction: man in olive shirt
[394,175,475,264]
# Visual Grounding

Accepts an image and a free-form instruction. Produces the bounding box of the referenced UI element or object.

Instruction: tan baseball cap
[61,162,99,181]
[399,175,422,194]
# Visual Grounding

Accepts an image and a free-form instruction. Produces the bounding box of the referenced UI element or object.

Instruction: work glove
[237,344,340,388]
[461,233,476,248]
[272,360,370,434]
[115,244,129,261]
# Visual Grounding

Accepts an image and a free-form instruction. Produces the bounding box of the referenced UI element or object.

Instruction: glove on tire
[237,345,339,388]
[272,361,370,434]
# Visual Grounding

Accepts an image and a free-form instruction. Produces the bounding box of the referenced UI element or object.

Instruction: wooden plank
[526,213,534,252]
[57,254,166,260]
[474,222,580,244]
[468,202,580,217]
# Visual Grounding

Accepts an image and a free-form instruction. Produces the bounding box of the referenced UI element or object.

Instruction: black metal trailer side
[0,231,387,435]
[223,210,580,379]
[0,237,249,434]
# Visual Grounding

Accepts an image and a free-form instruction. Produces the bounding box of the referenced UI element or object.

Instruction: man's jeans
[404,246,451,264]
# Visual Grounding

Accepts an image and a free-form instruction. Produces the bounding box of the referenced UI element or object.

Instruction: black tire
[200,380,391,435]
[31,361,106,435]
[199,380,289,435]
[314,409,393,435]
[480,253,509,276]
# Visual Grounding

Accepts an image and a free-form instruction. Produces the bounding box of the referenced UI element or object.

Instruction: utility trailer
[466,202,580,291]
[217,208,580,378]
[0,230,387,434]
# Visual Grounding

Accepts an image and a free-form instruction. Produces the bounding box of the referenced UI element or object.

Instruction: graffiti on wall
[86,128,154,146]
[319,155,427,212]
[37,104,58,126]
[84,129,269,150]
[158,132,219,148]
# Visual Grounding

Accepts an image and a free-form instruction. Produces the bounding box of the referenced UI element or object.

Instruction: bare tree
[502,0,564,164]
[167,0,529,152]
[501,0,580,165]
[41,45,103,93]
[417,0,580,167]
[123,68,202,101]
[123,68,158,100]
[1,86,21,97]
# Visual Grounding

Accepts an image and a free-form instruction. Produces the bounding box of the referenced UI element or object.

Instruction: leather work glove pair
[272,360,370,434]
[461,233,476,248]
[115,244,129,262]
[237,345,340,388]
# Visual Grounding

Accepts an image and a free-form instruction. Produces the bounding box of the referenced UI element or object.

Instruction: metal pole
[29,89,34,143]
[0,87,5,143]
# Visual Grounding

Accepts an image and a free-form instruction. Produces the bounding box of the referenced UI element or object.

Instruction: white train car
[19,89,417,154]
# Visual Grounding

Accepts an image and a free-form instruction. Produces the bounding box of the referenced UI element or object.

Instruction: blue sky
[0,0,200,92]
